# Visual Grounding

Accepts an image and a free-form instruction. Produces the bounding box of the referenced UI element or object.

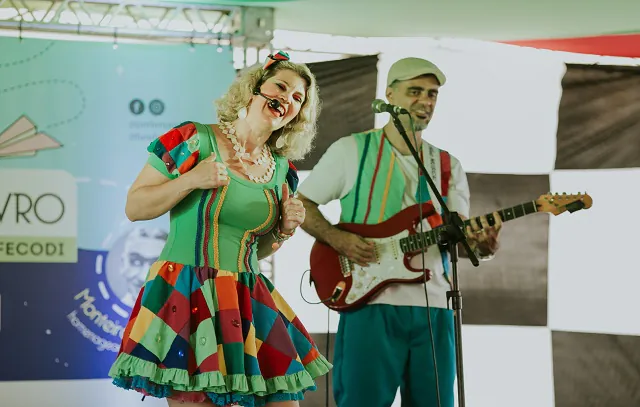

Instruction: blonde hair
[214,61,321,161]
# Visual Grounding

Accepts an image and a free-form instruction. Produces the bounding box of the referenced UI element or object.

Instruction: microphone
[254,89,282,111]
[371,99,409,115]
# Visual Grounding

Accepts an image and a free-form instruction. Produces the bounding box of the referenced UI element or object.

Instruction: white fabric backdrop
[268,38,640,407]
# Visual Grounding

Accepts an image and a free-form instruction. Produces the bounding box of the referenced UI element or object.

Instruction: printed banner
[0,37,235,380]
[0,169,77,263]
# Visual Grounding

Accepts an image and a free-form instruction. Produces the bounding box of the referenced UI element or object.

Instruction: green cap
[387,57,446,87]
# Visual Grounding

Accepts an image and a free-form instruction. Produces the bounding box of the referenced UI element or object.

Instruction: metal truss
[0,0,274,48]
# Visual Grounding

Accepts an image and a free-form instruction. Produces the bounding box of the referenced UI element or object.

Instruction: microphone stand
[389,112,479,407]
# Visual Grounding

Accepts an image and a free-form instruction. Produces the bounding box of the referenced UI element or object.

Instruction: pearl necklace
[218,121,276,184]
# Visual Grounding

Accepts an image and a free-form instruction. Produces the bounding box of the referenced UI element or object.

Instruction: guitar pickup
[338,256,353,277]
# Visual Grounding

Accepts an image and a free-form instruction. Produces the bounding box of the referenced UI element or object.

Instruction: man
[297,57,502,407]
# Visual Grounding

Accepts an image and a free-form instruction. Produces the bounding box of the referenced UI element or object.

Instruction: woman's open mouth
[268,105,285,117]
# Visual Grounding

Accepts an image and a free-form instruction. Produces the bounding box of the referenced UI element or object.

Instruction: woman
[108,51,331,407]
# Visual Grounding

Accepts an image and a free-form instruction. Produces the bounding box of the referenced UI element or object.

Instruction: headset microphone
[267,98,281,110]
[253,89,282,111]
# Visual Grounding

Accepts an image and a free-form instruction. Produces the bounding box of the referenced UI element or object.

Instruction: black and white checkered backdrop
[270,53,640,407]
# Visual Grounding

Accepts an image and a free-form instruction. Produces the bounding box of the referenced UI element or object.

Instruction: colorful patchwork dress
[108,121,332,406]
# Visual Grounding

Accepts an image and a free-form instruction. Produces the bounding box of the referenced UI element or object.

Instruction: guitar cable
[408,115,443,407]
[299,269,337,305]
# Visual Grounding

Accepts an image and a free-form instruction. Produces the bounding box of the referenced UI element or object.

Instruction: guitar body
[308,192,593,313]
[309,203,438,312]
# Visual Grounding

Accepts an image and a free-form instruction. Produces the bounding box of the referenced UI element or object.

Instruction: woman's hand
[185,152,230,190]
[279,183,305,234]
[270,183,305,250]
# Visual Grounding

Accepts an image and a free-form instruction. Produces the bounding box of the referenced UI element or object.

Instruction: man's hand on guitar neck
[459,212,502,259]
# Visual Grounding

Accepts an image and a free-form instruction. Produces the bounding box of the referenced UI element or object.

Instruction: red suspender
[440,150,451,197]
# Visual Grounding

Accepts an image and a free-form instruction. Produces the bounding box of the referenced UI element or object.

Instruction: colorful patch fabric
[109,122,331,406]
[263,50,290,70]
[146,121,200,178]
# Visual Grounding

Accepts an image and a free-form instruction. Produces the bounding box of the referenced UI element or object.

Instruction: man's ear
[385,86,394,103]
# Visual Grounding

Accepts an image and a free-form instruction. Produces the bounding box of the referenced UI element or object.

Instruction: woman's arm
[257,231,281,260]
[125,164,197,222]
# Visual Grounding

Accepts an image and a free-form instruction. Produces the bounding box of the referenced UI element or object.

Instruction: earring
[237,107,247,120]
[275,135,286,148]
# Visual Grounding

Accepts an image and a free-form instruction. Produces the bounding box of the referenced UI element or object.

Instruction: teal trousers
[333,304,455,407]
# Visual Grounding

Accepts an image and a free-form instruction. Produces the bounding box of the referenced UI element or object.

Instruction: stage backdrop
[0,36,234,406]
[297,54,378,170]
[272,50,640,407]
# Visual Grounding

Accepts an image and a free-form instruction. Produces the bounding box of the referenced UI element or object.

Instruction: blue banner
[0,37,235,380]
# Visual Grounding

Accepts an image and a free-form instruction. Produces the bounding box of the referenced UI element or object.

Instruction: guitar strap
[438,148,453,286]
[440,149,451,200]
[417,144,453,285]
[416,144,451,214]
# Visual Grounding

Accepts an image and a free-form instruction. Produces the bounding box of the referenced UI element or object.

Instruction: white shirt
[298,134,471,309]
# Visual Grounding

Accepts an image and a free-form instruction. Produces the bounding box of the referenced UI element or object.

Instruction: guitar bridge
[338,256,352,277]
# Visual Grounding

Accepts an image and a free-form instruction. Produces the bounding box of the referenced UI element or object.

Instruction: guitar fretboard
[399,201,538,253]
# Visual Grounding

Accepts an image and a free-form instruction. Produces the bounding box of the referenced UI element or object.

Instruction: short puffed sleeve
[146,121,201,179]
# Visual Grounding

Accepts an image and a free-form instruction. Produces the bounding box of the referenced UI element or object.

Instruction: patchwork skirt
[109,260,332,406]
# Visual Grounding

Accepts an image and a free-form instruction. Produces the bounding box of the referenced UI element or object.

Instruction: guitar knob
[355,282,362,289]
[358,269,365,276]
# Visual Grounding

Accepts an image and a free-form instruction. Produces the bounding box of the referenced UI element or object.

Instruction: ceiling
[187,0,640,41]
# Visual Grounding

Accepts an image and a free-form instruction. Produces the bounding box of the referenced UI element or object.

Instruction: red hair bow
[263,50,290,70]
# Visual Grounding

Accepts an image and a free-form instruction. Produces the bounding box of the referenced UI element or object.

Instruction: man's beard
[413,121,428,132]
[401,114,429,132]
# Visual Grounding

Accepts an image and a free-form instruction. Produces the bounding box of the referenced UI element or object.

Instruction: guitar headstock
[536,192,593,216]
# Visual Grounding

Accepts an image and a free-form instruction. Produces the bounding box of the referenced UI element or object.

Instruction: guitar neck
[399,200,538,253]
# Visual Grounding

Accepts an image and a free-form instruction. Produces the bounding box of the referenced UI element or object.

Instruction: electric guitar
[308,192,592,312]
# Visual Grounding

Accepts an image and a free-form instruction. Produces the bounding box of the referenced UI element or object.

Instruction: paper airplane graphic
[0,115,62,158]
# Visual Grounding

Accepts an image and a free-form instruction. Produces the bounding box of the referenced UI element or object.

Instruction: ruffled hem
[113,376,305,407]
[109,352,331,397]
